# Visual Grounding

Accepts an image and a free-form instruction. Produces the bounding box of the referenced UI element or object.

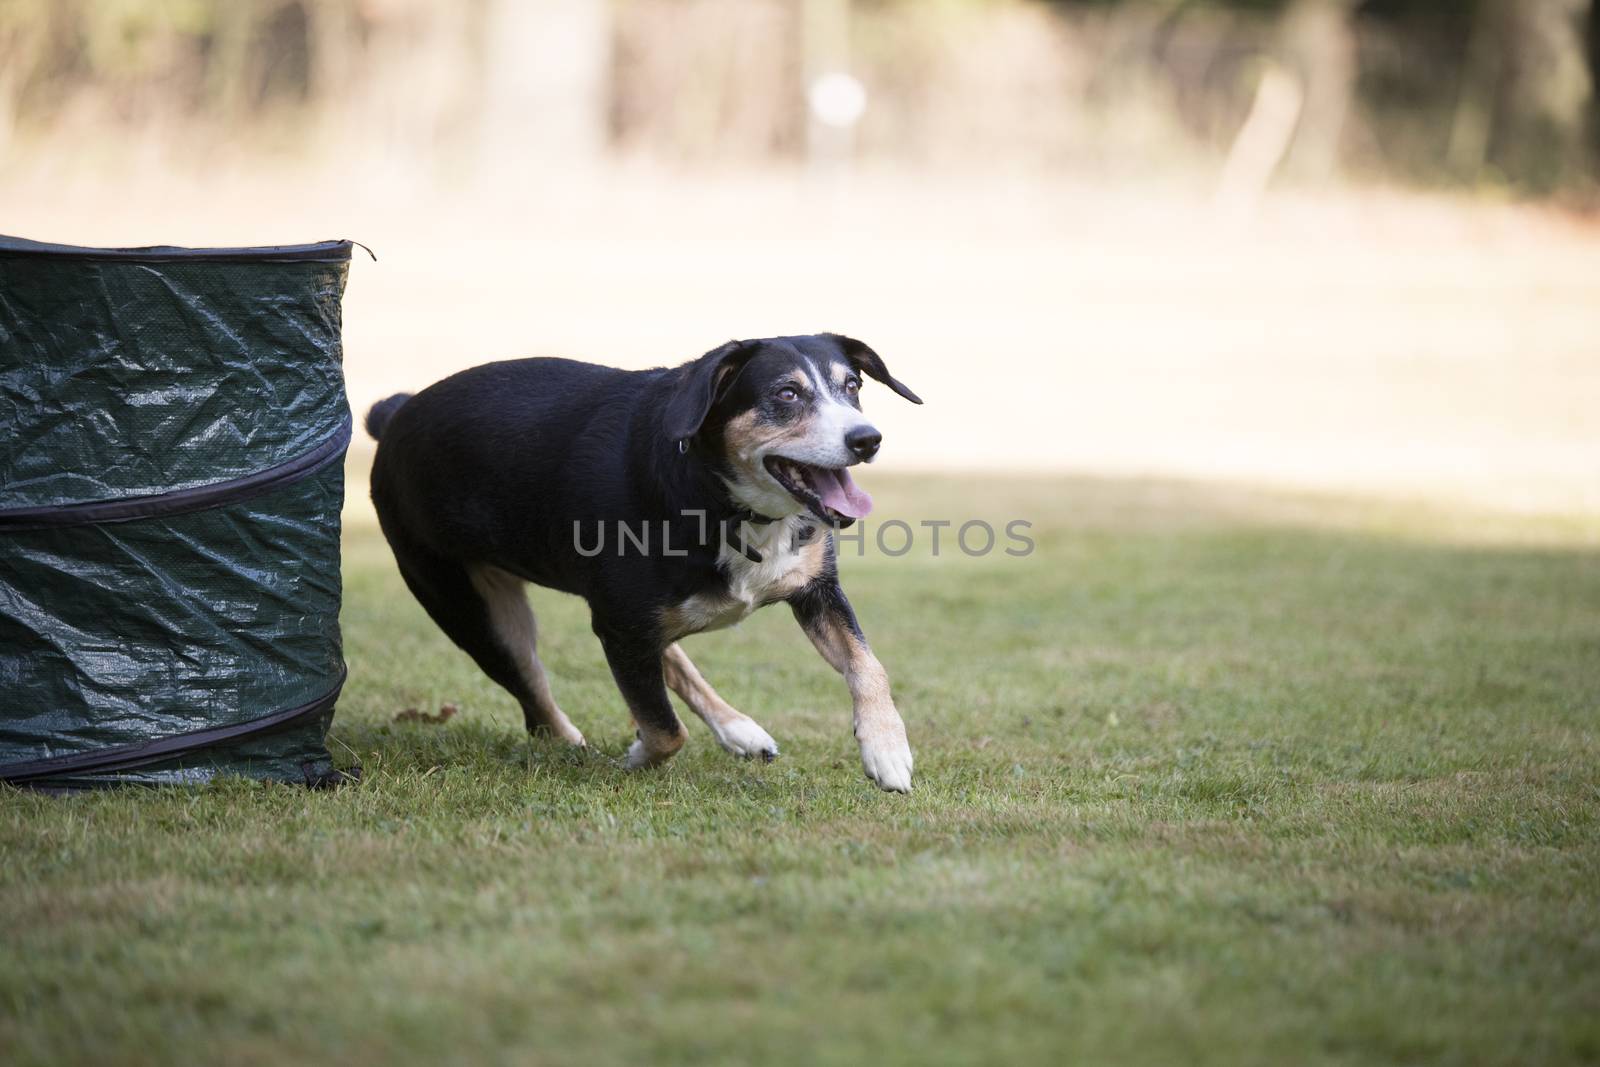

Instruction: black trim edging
[0,414,352,531]
[0,235,355,264]
[0,668,348,785]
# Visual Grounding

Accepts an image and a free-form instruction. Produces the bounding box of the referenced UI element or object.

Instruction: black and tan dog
[365,334,922,792]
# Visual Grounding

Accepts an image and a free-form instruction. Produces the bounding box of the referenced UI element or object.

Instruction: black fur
[661,339,762,444]
[364,392,412,440]
[367,333,918,760]
[825,333,923,405]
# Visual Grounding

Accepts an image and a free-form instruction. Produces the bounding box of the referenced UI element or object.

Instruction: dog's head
[664,334,922,524]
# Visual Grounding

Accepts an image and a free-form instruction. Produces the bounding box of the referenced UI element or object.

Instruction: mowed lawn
[2,474,1598,1065]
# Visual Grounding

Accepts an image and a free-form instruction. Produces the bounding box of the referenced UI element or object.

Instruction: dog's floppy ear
[825,334,923,405]
[664,339,761,443]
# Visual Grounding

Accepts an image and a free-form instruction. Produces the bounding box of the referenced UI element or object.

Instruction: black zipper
[0,669,347,784]
[0,414,351,531]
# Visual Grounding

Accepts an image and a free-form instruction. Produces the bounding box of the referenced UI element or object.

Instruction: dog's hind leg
[387,538,584,744]
[461,565,586,745]
[661,644,778,761]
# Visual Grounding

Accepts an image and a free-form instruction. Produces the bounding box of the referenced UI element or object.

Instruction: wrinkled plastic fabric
[0,255,349,509]
[0,238,352,788]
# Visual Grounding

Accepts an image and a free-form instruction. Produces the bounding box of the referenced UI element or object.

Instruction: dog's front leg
[596,628,688,770]
[662,643,780,761]
[789,577,913,793]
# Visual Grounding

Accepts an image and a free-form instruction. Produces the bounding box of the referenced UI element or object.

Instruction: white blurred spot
[808,73,867,129]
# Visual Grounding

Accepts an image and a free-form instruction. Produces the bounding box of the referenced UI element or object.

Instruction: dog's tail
[364,393,413,441]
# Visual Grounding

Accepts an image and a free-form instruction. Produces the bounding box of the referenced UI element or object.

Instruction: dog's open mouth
[764,456,874,524]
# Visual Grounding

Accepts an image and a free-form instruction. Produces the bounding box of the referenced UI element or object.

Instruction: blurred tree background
[0,0,1594,195]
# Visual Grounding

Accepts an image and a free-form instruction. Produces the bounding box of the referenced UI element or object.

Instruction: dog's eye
[776,386,799,403]
[844,377,860,395]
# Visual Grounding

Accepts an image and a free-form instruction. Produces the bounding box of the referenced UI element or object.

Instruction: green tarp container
[0,236,355,789]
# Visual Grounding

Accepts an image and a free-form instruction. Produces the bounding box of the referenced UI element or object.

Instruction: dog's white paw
[624,731,684,770]
[624,738,660,769]
[859,733,914,793]
[710,716,779,762]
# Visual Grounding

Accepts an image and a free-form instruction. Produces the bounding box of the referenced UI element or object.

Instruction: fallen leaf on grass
[394,703,459,725]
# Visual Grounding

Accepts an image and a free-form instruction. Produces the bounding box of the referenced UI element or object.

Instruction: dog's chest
[663,516,824,637]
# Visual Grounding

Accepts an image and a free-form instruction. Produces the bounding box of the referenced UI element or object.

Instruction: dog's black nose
[846,426,882,461]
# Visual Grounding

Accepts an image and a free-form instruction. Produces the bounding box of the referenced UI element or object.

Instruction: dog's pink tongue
[810,466,873,519]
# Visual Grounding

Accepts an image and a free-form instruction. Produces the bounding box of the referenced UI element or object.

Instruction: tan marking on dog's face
[720,379,865,465]
[723,410,875,519]
[720,408,817,518]
[710,345,881,521]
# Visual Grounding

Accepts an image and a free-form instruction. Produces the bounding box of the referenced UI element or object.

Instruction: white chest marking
[721,515,811,607]
[665,515,823,637]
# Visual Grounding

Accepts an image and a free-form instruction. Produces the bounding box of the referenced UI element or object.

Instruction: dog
[365,333,923,792]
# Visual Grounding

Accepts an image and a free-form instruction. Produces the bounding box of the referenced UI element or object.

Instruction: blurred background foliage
[0,0,1595,196]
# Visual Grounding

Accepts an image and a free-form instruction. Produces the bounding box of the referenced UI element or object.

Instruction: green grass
[3,475,1598,1065]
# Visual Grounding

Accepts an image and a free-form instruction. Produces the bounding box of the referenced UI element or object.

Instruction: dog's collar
[721,508,775,564]
[677,437,778,561]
